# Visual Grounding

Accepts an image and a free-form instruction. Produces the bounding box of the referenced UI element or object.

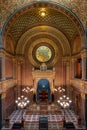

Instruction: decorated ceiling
[0,0,87,67]
[0,0,87,31]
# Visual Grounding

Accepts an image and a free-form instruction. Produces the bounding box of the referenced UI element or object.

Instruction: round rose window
[36,46,52,62]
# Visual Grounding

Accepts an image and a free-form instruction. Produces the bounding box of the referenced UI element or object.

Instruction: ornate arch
[1,1,85,50]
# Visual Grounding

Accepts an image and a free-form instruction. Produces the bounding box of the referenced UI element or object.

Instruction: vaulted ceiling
[0,0,87,30]
[0,1,86,67]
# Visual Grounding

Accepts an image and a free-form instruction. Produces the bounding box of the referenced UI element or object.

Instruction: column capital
[62,57,70,66]
[80,93,85,100]
[12,57,17,62]
[17,55,24,64]
[62,56,70,61]
[2,82,7,92]
[81,49,87,58]
[0,49,5,57]
[82,56,87,80]
[2,92,6,99]
[71,57,77,62]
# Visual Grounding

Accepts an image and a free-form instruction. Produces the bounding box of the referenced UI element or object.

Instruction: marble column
[64,58,70,96]
[62,59,66,87]
[12,58,17,80]
[17,56,24,96]
[0,52,5,81]
[71,58,77,78]
[17,61,21,96]
[81,49,87,81]
[62,58,70,96]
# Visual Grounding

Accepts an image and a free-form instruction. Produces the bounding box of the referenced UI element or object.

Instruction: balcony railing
[0,79,17,93]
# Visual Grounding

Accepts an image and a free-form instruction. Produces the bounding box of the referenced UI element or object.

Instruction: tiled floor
[9,103,81,130]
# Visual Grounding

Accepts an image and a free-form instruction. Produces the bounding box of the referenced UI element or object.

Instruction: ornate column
[63,57,70,96]
[81,22,87,80]
[0,51,5,81]
[81,49,87,81]
[13,58,19,101]
[17,55,24,96]
[12,58,17,80]
[71,58,77,78]
[62,58,66,87]
[66,61,70,96]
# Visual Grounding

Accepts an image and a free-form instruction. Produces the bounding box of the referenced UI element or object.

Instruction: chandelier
[22,86,34,93]
[58,87,65,93]
[15,95,30,109]
[22,86,30,93]
[57,95,72,108]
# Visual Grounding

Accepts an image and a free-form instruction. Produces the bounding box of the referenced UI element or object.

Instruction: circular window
[36,46,52,62]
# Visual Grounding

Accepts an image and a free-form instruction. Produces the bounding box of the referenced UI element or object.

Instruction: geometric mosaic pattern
[8,7,78,43]
[0,0,87,32]
[10,109,78,130]
[9,103,86,130]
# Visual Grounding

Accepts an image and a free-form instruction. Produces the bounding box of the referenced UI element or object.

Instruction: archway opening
[36,79,50,102]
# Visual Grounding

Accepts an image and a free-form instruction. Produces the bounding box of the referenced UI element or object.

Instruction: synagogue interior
[0,0,87,130]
